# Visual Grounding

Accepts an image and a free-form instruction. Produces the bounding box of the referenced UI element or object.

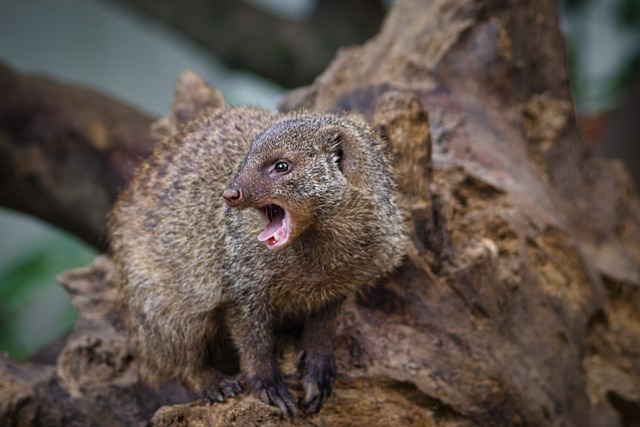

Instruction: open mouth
[256,204,291,250]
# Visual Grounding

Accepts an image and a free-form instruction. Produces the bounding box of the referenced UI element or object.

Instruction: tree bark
[2,0,640,426]
[0,63,155,250]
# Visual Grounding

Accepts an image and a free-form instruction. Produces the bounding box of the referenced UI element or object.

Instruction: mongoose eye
[274,161,289,174]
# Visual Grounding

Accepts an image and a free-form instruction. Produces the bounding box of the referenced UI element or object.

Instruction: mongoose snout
[224,175,292,249]
[222,187,242,207]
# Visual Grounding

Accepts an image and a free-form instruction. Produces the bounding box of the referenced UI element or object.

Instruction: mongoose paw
[203,377,242,403]
[248,370,299,417]
[297,349,336,414]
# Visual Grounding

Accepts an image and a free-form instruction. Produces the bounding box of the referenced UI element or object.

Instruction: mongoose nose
[223,188,243,207]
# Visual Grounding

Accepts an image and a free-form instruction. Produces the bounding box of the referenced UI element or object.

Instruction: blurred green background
[0,221,96,359]
[0,0,638,360]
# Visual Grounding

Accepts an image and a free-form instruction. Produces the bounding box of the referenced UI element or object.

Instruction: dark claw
[203,377,242,403]
[294,350,307,381]
[299,349,336,415]
[249,370,299,417]
[295,350,307,371]
[219,377,242,398]
[206,389,225,402]
[232,380,242,394]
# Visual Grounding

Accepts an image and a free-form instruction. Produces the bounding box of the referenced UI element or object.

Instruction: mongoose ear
[323,126,359,179]
[171,70,226,124]
[151,70,226,142]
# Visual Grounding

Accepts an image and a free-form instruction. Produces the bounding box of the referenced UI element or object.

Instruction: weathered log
[1,0,639,426]
[0,63,155,250]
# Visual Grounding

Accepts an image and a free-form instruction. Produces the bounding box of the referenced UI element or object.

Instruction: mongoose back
[109,106,407,415]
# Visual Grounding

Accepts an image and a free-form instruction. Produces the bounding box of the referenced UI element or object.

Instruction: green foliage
[562,0,640,112]
[615,0,640,29]
[0,231,96,360]
[561,0,592,12]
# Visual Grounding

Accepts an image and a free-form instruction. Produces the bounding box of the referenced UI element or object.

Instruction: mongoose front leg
[297,300,344,414]
[227,305,299,416]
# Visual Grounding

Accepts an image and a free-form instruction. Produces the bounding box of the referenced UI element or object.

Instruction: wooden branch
[0,63,155,250]
[105,0,385,87]
[1,0,639,426]
[279,1,640,425]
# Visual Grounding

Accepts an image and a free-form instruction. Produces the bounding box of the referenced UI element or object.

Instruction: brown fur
[108,106,407,415]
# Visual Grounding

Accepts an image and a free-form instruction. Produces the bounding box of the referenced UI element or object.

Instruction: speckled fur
[108,106,407,414]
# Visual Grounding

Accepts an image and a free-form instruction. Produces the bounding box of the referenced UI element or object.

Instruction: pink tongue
[258,214,288,245]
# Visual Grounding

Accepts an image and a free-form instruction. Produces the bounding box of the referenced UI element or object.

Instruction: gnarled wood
[1,0,639,426]
[0,63,155,250]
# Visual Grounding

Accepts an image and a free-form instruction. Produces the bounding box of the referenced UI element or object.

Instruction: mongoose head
[223,113,375,250]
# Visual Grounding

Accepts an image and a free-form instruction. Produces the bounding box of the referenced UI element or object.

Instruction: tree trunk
[1,1,639,426]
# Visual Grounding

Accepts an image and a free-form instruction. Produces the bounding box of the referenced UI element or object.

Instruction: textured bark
[2,0,640,426]
[0,63,155,250]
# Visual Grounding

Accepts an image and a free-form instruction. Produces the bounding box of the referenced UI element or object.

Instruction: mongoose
[108,106,407,415]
